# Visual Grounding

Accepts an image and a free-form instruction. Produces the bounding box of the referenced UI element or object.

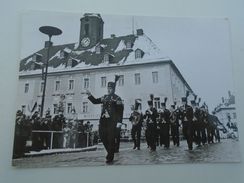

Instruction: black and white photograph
[12,11,241,168]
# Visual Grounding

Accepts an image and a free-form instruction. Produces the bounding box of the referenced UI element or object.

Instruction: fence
[31,130,93,150]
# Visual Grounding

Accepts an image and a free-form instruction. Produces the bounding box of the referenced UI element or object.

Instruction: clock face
[81,37,90,47]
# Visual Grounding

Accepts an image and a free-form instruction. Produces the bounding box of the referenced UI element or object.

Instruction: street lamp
[39,26,62,117]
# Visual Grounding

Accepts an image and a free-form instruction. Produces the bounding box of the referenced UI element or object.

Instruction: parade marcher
[115,122,127,153]
[158,98,171,149]
[170,103,180,147]
[86,76,124,163]
[144,100,158,152]
[199,105,208,145]
[192,99,202,147]
[181,97,194,150]
[129,100,143,150]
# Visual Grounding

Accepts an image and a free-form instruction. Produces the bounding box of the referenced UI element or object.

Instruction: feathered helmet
[161,97,167,107]
[107,75,120,90]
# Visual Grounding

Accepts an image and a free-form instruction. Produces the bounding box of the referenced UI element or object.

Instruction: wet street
[13,139,241,168]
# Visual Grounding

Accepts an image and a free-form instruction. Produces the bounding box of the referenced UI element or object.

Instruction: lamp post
[39,26,62,117]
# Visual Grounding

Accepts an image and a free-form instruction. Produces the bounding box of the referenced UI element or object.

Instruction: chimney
[228,91,231,97]
[221,97,224,103]
[136,29,143,36]
[45,41,53,48]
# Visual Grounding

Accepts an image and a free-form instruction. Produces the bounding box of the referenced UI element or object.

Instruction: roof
[19,33,169,74]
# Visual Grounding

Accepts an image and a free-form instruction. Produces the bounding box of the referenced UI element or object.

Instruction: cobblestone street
[13,139,241,168]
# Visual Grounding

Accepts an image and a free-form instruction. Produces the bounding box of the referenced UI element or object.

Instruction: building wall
[215,107,237,126]
[17,61,189,129]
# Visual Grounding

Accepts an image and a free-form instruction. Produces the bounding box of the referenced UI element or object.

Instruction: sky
[19,11,235,111]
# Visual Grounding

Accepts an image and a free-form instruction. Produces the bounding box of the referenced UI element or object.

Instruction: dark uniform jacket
[88,94,124,124]
[182,105,194,122]
[144,108,158,128]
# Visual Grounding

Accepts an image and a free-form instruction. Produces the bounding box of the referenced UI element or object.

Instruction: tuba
[131,111,141,125]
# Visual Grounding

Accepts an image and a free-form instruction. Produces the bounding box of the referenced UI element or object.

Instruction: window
[69,80,74,90]
[67,103,72,114]
[101,77,106,88]
[85,24,89,36]
[154,97,160,109]
[24,83,29,93]
[53,104,58,114]
[118,75,124,86]
[135,49,143,59]
[126,41,132,49]
[95,46,101,54]
[21,105,26,114]
[84,78,89,89]
[103,54,109,62]
[55,81,60,91]
[40,82,44,93]
[135,73,141,85]
[152,71,158,83]
[82,102,88,113]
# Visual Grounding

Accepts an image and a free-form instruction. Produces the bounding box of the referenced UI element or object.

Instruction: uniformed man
[181,97,194,150]
[170,104,180,147]
[192,100,202,147]
[86,78,124,163]
[143,100,158,152]
[158,100,171,149]
[199,105,208,145]
[129,100,143,150]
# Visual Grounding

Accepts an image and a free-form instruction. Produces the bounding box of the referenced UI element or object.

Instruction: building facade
[213,91,237,130]
[17,13,193,129]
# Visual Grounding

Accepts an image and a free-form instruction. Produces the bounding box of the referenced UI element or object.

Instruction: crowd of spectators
[13,110,99,159]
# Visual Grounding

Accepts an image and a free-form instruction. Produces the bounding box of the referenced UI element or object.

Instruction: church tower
[79,13,104,49]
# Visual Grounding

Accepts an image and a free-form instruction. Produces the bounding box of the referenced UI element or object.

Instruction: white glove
[116,123,122,128]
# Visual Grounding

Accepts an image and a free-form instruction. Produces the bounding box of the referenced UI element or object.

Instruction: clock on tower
[80,37,91,47]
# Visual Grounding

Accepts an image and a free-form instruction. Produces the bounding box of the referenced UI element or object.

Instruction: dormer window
[31,53,43,70]
[67,58,79,67]
[32,53,42,62]
[126,41,132,49]
[32,54,37,62]
[104,54,109,62]
[103,53,114,63]
[60,51,65,59]
[135,49,144,59]
[60,48,71,59]
[95,45,102,54]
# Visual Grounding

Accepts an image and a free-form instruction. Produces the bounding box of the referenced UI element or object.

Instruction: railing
[31,130,93,150]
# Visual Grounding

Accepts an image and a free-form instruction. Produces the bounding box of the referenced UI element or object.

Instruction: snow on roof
[126,34,168,62]
[35,53,43,56]
[24,57,33,65]
[83,13,102,20]
[49,50,61,61]
[63,47,72,53]
[115,40,126,52]
[19,33,170,75]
